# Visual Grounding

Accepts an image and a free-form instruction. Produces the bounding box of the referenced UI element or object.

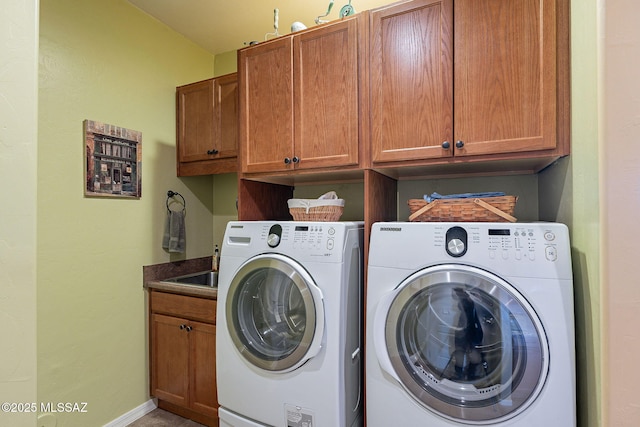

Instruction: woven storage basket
[288,198,345,222]
[408,195,518,222]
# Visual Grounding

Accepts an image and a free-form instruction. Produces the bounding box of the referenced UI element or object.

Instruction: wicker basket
[288,198,345,221]
[408,195,518,222]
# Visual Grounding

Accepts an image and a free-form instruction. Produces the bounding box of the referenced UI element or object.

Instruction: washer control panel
[439,225,563,263]
[261,222,341,255]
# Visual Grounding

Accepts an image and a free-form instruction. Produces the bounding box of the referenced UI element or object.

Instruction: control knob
[267,224,283,248]
[447,238,466,256]
[267,233,280,247]
[446,226,468,257]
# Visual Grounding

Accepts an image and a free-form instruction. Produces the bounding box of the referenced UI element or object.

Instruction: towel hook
[166,190,186,213]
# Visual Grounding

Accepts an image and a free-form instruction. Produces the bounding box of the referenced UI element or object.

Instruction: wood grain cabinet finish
[370,0,453,163]
[239,16,361,174]
[150,291,218,427]
[370,0,564,165]
[176,73,238,176]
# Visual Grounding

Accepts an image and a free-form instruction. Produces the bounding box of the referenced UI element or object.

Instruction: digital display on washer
[488,229,511,236]
[295,226,309,231]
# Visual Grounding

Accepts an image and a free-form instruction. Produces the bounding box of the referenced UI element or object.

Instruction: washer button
[327,238,334,250]
[544,231,556,241]
[545,246,558,261]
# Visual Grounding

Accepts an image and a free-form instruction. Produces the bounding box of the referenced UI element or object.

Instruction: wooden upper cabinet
[294,17,360,170]
[370,0,453,163]
[176,73,238,176]
[239,37,294,173]
[239,16,361,174]
[453,0,557,157]
[177,79,215,164]
[214,74,239,160]
[370,0,562,165]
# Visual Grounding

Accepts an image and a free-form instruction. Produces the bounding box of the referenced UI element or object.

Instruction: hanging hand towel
[162,210,186,253]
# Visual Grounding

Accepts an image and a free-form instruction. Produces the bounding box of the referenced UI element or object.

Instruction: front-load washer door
[374,264,548,424]
[226,253,324,372]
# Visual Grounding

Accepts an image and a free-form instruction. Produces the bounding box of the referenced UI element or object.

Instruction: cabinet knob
[442,141,450,149]
[292,156,300,164]
[284,157,291,164]
[185,325,193,332]
[179,324,187,330]
[207,149,219,155]
[456,140,465,148]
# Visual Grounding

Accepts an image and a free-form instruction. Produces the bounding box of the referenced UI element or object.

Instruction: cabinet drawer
[151,291,216,324]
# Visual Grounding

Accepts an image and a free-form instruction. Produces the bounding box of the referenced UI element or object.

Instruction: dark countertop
[143,256,217,299]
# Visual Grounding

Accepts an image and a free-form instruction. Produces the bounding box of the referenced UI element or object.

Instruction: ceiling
[128,0,391,55]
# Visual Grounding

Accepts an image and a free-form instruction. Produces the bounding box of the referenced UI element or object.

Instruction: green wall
[539,1,601,425]
[37,1,215,426]
[0,1,38,426]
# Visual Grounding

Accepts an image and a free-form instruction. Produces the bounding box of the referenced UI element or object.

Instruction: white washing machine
[366,222,575,426]
[217,221,364,427]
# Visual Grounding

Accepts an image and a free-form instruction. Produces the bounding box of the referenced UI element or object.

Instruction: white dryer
[366,222,575,426]
[217,221,364,427]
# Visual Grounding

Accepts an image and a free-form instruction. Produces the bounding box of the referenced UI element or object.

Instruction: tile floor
[126,408,206,427]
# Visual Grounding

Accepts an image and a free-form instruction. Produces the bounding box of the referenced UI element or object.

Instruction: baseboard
[103,399,157,427]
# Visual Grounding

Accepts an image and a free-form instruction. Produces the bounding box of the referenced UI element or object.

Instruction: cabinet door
[151,314,190,407]
[370,0,453,163]
[177,80,215,163]
[189,322,218,417]
[239,37,294,173]
[294,17,360,169]
[454,0,556,156]
[214,73,238,160]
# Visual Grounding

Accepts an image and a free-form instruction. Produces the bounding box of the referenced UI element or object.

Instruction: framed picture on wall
[84,119,142,198]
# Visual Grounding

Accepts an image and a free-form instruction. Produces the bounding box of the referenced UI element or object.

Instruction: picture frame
[84,119,142,198]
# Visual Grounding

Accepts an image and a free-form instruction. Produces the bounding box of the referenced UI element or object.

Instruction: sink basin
[164,270,218,287]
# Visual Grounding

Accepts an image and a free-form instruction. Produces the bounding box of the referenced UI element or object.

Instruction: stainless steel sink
[164,270,218,287]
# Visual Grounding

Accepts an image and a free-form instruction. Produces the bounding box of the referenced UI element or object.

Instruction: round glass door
[380,264,548,423]
[226,254,324,372]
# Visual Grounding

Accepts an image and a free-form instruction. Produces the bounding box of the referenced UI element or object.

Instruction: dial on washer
[267,224,282,248]
[446,226,468,257]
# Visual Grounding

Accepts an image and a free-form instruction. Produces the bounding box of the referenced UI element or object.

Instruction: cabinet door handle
[292,156,300,164]
[207,149,219,155]
[284,157,292,164]
[179,324,187,330]
[456,140,465,148]
[442,141,450,149]
[185,325,193,332]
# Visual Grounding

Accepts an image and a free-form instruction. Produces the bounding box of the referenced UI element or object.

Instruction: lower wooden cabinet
[150,290,218,426]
